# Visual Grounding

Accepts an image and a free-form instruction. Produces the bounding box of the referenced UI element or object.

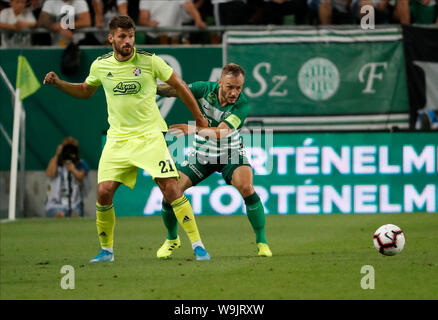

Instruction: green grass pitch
[1,213,437,300]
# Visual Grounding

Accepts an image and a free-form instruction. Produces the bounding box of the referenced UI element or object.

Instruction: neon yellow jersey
[86,48,173,140]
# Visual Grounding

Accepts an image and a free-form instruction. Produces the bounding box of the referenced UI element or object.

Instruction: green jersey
[85,48,173,140]
[188,81,251,158]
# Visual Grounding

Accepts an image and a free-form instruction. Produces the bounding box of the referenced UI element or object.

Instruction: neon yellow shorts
[98,132,179,189]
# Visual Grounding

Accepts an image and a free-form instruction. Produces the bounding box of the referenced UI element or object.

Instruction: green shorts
[177,150,251,186]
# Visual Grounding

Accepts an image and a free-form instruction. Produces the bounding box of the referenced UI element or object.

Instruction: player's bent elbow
[81,84,96,99]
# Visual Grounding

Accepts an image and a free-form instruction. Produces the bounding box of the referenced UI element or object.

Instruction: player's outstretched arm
[165,72,208,128]
[169,122,232,139]
[43,71,98,99]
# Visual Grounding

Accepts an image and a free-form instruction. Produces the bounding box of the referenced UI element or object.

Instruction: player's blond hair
[222,63,245,78]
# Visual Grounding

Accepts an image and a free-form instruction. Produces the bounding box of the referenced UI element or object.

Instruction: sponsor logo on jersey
[113,81,141,95]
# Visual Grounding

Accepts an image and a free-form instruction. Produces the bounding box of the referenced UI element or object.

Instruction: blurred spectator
[27,0,52,45]
[416,109,438,130]
[126,0,140,22]
[308,0,354,24]
[28,0,45,17]
[92,0,127,28]
[45,137,90,218]
[394,0,437,24]
[411,0,437,24]
[37,0,91,46]
[191,0,214,21]
[182,0,211,27]
[117,0,128,15]
[259,0,309,25]
[352,0,395,24]
[0,0,36,48]
[91,0,127,44]
[181,0,212,43]
[0,0,10,12]
[212,0,249,25]
[138,0,206,44]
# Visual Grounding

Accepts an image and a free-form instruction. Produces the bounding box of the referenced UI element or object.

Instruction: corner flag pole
[8,88,21,221]
[8,55,41,220]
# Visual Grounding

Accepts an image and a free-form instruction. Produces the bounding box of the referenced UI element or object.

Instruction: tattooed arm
[156,84,178,98]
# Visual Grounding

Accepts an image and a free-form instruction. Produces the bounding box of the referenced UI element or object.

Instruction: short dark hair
[109,15,136,34]
[221,63,245,77]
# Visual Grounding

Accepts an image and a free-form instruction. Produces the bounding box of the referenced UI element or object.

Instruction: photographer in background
[45,136,90,218]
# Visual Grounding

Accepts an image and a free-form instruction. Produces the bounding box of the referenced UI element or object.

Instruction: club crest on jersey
[133,67,142,76]
[206,92,217,105]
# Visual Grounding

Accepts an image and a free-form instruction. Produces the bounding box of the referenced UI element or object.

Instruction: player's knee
[238,184,255,199]
[97,184,114,205]
[160,180,182,203]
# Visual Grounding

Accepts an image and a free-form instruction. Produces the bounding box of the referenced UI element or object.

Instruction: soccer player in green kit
[156,63,272,258]
[43,15,211,262]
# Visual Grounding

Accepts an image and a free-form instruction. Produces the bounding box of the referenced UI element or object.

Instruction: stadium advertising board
[113,132,438,216]
[224,28,410,129]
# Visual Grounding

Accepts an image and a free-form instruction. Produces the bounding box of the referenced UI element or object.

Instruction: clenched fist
[43,72,59,86]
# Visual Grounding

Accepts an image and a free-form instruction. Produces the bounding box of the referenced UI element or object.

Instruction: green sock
[244,193,267,244]
[161,201,178,240]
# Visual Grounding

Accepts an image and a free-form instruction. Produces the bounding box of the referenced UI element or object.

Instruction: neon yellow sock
[171,195,201,244]
[96,202,115,250]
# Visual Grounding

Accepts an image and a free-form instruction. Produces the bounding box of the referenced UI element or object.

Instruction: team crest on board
[298,57,339,101]
[133,67,142,76]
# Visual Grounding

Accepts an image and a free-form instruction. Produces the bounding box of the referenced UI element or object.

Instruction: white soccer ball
[373,224,405,256]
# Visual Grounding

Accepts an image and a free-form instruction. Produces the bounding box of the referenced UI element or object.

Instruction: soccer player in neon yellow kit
[43,15,211,262]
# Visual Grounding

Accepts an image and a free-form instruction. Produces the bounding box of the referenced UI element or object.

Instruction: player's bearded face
[110,28,135,57]
[219,74,244,105]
